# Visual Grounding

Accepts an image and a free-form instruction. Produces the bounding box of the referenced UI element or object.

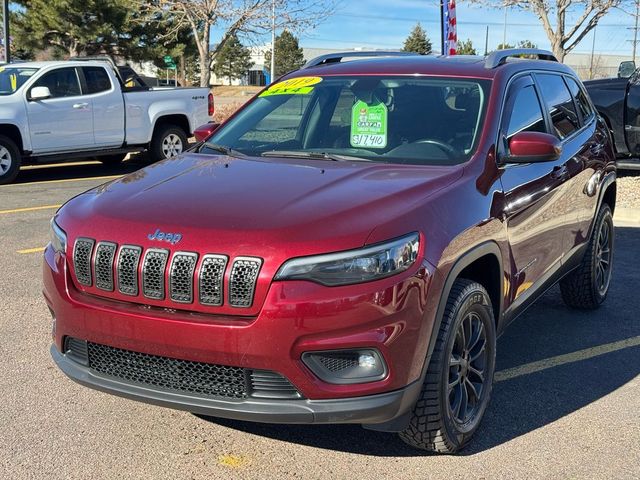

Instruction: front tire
[0,135,21,185]
[399,279,496,453]
[560,204,614,309]
[149,125,188,162]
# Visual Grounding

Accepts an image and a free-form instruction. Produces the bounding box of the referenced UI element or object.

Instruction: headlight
[275,233,419,286]
[50,217,67,254]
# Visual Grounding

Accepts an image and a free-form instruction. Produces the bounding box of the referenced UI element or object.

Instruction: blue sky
[284,0,634,57]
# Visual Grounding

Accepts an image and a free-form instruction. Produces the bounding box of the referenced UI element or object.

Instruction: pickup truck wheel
[560,204,614,309]
[399,279,496,454]
[0,135,21,185]
[150,125,187,162]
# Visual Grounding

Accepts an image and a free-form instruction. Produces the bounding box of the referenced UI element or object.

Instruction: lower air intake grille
[250,370,302,399]
[229,257,262,307]
[73,238,95,286]
[87,341,248,399]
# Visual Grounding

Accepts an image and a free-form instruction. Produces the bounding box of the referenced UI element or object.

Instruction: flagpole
[440,0,445,55]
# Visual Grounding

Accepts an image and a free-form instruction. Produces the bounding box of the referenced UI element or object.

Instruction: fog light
[302,349,387,385]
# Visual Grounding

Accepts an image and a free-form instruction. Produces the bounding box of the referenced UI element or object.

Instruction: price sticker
[350,100,388,149]
[260,76,323,97]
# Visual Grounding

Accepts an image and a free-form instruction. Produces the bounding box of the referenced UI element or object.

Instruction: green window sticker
[350,100,388,149]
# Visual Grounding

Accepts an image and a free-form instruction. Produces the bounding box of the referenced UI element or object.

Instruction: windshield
[203,75,491,166]
[0,67,39,96]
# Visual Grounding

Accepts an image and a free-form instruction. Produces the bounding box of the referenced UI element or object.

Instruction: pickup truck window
[31,67,81,99]
[82,67,112,94]
[506,84,546,138]
[536,73,580,139]
[0,67,39,95]
[565,77,594,123]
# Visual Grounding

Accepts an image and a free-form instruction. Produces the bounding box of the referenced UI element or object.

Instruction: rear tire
[0,135,21,185]
[149,124,187,162]
[560,204,614,309]
[399,279,496,454]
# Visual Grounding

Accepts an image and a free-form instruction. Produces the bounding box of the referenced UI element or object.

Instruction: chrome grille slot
[199,254,228,306]
[169,252,198,303]
[73,238,95,286]
[94,242,117,291]
[142,249,169,300]
[229,257,262,307]
[117,245,142,296]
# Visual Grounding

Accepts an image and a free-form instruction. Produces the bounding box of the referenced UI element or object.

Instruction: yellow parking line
[495,336,640,382]
[21,161,102,170]
[0,174,122,188]
[17,246,46,254]
[0,204,61,215]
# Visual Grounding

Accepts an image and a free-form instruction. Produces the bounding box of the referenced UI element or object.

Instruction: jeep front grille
[117,245,142,296]
[71,238,262,308]
[142,249,169,300]
[229,257,263,307]
[94,242,117,291]
[73,238,95,286]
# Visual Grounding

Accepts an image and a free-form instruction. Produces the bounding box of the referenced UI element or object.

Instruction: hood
[59,153,462,257]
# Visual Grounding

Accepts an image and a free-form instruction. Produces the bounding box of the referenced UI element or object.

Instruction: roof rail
[302,50,421,69]
[485,48,558,69]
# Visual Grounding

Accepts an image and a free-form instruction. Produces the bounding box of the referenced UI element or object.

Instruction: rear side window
[565,76,594,123]
[31,68,81,98]
[536,73,580,139]
[506,84,546,138]
[83,67,112,94]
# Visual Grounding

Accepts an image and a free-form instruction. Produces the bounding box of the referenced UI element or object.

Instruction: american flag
[443,0,458,55]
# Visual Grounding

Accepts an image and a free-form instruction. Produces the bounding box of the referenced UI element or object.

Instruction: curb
[614,207,640,226]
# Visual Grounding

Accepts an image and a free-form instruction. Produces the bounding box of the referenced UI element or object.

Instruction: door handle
[73,103,89,109]
[550,165,568,180]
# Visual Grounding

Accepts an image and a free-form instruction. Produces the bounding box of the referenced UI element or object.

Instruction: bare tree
[139,0,334,87]
[471,1,625,62]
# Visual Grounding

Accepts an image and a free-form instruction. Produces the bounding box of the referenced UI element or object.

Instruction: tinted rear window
[536,73,580,139]
[565,76,594,123]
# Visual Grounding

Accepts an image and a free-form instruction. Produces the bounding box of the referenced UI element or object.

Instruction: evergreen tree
[401,23,432,55]
[457,39,477,55]
[212,35,253,85]
[264,30,305,79]
[496,43,514,50]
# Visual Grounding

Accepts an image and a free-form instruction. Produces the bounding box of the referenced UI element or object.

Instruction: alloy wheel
[595,216,612,295]
[0,145,12,175]
[447,311,488,425]
[161,134,184,158]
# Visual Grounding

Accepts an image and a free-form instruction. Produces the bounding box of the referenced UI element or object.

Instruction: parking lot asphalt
[1,161,639,479]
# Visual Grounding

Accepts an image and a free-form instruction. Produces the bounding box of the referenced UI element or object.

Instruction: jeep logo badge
[148,229,182,245]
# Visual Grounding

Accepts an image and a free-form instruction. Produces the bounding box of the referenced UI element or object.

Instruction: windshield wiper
[261,150,371,162]
[200,141,246,158]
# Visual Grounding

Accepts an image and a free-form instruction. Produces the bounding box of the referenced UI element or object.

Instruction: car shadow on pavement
[198,226,640,457]
[14,156,148,184]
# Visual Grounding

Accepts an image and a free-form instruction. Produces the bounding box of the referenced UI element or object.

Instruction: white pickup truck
[0,60,213,184]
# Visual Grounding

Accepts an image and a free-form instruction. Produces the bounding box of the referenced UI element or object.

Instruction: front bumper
[52,345,422,425]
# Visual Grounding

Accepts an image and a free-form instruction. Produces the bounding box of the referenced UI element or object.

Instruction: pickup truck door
[498,74,576,310]
[79,66,125,148]
[26,67,94,153]
[624,72,640,155]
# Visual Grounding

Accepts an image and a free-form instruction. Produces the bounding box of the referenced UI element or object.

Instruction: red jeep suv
[45,49,616,453]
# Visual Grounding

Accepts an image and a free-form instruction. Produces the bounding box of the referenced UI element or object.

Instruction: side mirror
[194,122,221,142]
[618,61,636,79]
[505,131,562,163]
[29,86,52,100]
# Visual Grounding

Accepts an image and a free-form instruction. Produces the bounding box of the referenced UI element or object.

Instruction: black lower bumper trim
[51,345,421,427]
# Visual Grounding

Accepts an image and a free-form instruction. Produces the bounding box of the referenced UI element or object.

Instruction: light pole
[502,6,507,48]
[2,0,9,63]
